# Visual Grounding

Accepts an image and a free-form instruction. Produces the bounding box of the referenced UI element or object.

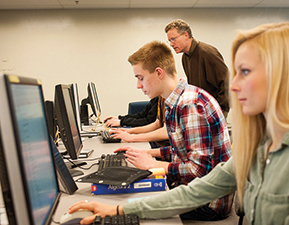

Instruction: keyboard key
[98,153,127,172]
[93,214,139,225]
[100,130,121,143]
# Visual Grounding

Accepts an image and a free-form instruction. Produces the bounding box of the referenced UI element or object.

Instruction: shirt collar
[185,38,199,57]
[281,130,289,147]
[165,78,187,109]
[261,129,289,154]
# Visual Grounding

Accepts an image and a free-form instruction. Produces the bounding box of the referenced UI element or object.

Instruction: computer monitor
[54,84,83,160]
[50,137,78,195]
[80,82,102,125]
[69,83,82,133]
[0,74,61,225]
[44,100,58,142]
[88,82,101,118]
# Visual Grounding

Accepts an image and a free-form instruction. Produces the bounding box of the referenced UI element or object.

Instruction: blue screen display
[10,84,58,225]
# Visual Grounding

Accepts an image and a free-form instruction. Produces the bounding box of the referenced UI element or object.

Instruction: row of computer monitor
[49,81,102,161]
[0,73,102,225]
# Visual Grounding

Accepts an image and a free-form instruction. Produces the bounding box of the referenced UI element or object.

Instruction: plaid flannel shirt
[160,78,233,216]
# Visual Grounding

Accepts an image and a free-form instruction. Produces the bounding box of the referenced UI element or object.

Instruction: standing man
[165,19,230,118]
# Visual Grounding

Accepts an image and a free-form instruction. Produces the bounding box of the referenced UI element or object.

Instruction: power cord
[62,156,100,170]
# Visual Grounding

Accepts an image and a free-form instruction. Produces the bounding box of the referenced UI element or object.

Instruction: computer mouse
[59,209,94,225]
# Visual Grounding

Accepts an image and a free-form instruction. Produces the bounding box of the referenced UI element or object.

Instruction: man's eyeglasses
[168,33,184,43]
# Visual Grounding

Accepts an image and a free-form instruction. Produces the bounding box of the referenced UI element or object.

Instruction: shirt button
[266,159,270,165]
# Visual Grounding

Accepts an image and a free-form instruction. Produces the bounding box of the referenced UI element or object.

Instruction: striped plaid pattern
[160,78,233,216]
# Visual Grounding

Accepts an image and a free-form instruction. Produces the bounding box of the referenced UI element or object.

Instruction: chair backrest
[128,101,149,115]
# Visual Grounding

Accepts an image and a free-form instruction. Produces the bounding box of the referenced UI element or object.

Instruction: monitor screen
[88,82,101,118]
[69,83,82,133]
[0,74,60,225]
[44,100,58,142]
[54,84,83,160]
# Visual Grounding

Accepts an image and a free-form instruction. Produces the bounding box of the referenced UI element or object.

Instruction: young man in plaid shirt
[114,40,233,221]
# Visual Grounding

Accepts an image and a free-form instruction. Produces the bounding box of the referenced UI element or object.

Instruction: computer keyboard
[76,152,151,186]
[93,214,139,225]
[99,130,121,143]
[98,153,127,171]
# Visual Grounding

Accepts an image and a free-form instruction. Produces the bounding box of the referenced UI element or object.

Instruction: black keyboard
[98,153,127,171]
[100,130,121,143]
[93,214,139,225]
[75,152,151,186]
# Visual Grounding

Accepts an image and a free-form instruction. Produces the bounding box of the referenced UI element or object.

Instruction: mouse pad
[76,167,152,186]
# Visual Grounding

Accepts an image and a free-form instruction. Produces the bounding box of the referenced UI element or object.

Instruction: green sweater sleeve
[123,157,237,219]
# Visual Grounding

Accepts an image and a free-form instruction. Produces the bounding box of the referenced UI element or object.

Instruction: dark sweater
[118,96,158,127]
[182,38,230,112]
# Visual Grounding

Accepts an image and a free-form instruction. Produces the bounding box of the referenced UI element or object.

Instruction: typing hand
[110,127,129,132]
[110,129,133,142]
[113,146,139,154]
[103,116,113,123]
[104,117,120,127]
[125,148,156,170]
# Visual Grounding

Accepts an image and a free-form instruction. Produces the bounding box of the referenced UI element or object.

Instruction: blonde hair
[164,19,193,38]
[231,22,289,205]
[128,40,177,76]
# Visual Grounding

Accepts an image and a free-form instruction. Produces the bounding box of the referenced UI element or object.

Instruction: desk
[51,135,183,225]
[0,185,8,225]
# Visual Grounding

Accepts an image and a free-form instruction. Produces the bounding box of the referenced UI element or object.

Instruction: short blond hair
[128,41,177,76]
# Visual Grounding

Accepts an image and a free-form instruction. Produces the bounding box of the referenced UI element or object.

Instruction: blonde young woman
[68,22,289,225]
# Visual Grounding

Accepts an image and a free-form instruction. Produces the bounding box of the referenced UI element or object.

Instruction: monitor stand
[91,116,108,132]
[80,104,89,125]
[68,168,84,177]
[65,161,85,177]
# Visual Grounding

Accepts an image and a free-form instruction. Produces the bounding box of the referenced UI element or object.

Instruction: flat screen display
[10,83,59,225]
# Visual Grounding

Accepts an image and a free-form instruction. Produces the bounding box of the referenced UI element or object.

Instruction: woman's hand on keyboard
[69,200,123,224]
[110,128,134,142]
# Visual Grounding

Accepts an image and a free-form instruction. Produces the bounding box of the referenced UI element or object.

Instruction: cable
[62,156,101,162]
[52,218,60,224]
[54,125,60,145]
[77,162,99,170]
[63,157,100,170]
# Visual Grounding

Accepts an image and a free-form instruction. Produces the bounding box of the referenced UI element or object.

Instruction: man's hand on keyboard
[115,147,156,170]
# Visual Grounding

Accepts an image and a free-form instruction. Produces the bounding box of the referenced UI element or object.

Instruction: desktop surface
[0,186,8,225]
[51,135,182,225]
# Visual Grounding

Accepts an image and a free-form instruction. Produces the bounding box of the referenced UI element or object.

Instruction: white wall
[1,8,289,121]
